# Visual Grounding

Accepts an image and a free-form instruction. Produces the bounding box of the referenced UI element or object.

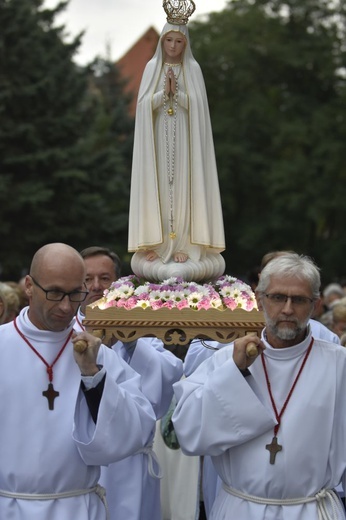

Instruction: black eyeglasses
[30,276,88,303]
[265,293,314,306]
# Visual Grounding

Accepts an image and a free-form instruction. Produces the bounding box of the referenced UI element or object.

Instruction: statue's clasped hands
[165,67,177,95]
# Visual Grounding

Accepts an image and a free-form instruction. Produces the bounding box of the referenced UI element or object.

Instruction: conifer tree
[0,0,134,277]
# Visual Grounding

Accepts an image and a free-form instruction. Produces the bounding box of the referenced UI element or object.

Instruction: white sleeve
[173,347,276,457]
[73,345,156,466]
[129,338,183,418]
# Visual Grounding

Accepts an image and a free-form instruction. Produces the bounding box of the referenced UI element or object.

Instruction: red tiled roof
[117,26,159,116]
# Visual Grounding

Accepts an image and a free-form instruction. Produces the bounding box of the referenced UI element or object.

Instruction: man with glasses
[173,253,346,520]
[74,245,183,520]
[0,242,155,520]
[258,250,340,344]
[183,250,340,518]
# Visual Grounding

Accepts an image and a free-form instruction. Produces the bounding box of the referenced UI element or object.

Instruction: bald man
[0,243,155,520]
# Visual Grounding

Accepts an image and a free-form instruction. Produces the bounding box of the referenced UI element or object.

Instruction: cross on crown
[163,0,196,25]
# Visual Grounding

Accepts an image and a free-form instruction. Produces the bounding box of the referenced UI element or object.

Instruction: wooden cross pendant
[266,436,282,464]
[42,383,59,410]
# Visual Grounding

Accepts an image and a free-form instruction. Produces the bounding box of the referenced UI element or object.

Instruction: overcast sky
[44,0,229,65]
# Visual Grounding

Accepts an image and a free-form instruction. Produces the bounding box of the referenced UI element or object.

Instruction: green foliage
[189,0,346,282]
[0,0,134,278]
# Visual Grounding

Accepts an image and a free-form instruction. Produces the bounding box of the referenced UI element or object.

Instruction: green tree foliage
[73,58,134,270]
[0,0,133,279]
[190,0,346,282]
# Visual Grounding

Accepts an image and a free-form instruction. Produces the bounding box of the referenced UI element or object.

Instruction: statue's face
[162,31,186,63]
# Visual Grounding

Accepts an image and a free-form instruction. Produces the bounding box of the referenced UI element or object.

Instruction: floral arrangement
[93,275,257,312]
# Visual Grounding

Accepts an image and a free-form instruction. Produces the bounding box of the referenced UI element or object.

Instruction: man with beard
[183,251,340,518]
[173,253,346,520]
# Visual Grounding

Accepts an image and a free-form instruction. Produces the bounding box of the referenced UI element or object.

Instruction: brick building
[116,26,159,117]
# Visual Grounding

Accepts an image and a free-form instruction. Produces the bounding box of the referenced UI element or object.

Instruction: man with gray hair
[173,253,346,520]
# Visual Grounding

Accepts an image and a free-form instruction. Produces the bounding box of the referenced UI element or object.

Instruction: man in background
[75,245,183,520]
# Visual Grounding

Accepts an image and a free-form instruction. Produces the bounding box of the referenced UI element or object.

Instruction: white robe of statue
[128,23,226,282]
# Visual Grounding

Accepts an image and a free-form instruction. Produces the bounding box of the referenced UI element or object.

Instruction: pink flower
[245,300,256,311]
[177,299,190,310]
[123,297,137,310]
[151,300,164,310]
[223,297,238,311]
[197,298,211,310]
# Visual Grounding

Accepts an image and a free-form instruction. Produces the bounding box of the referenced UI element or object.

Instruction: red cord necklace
[261,337,314,464]
[14,317,73,411]
[75,314,85,331]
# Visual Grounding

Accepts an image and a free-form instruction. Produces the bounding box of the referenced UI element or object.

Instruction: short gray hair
[256,253,321,299]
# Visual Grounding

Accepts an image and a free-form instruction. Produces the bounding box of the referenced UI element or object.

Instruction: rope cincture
[0,484,109,519]
[223,484,344,520]
[137,442,163,479]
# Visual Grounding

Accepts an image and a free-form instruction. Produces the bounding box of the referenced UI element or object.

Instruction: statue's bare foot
[174,252,188,263]
[146,250,159,261]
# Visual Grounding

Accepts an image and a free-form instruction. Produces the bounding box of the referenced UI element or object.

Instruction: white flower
[148,290,165,302]
[162,277,180,285]
[99,274,257,312]
[219,281,243,298]
[187,291,204,306]
[170,290,186,303]
[159,290,175,301]
[104,287,130,302]
[210,297,223,309]
[136,300,151,309]
[134,284,150,296]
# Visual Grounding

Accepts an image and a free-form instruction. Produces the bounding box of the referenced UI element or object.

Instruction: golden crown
[163,0,196,25]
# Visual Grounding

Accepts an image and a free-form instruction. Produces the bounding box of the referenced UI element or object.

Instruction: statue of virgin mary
[128,1,226,282]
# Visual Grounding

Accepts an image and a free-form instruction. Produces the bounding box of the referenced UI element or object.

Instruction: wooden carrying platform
[84,306,265,347]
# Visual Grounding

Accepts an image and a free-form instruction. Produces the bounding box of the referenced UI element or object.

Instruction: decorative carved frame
[84,307,265,348]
